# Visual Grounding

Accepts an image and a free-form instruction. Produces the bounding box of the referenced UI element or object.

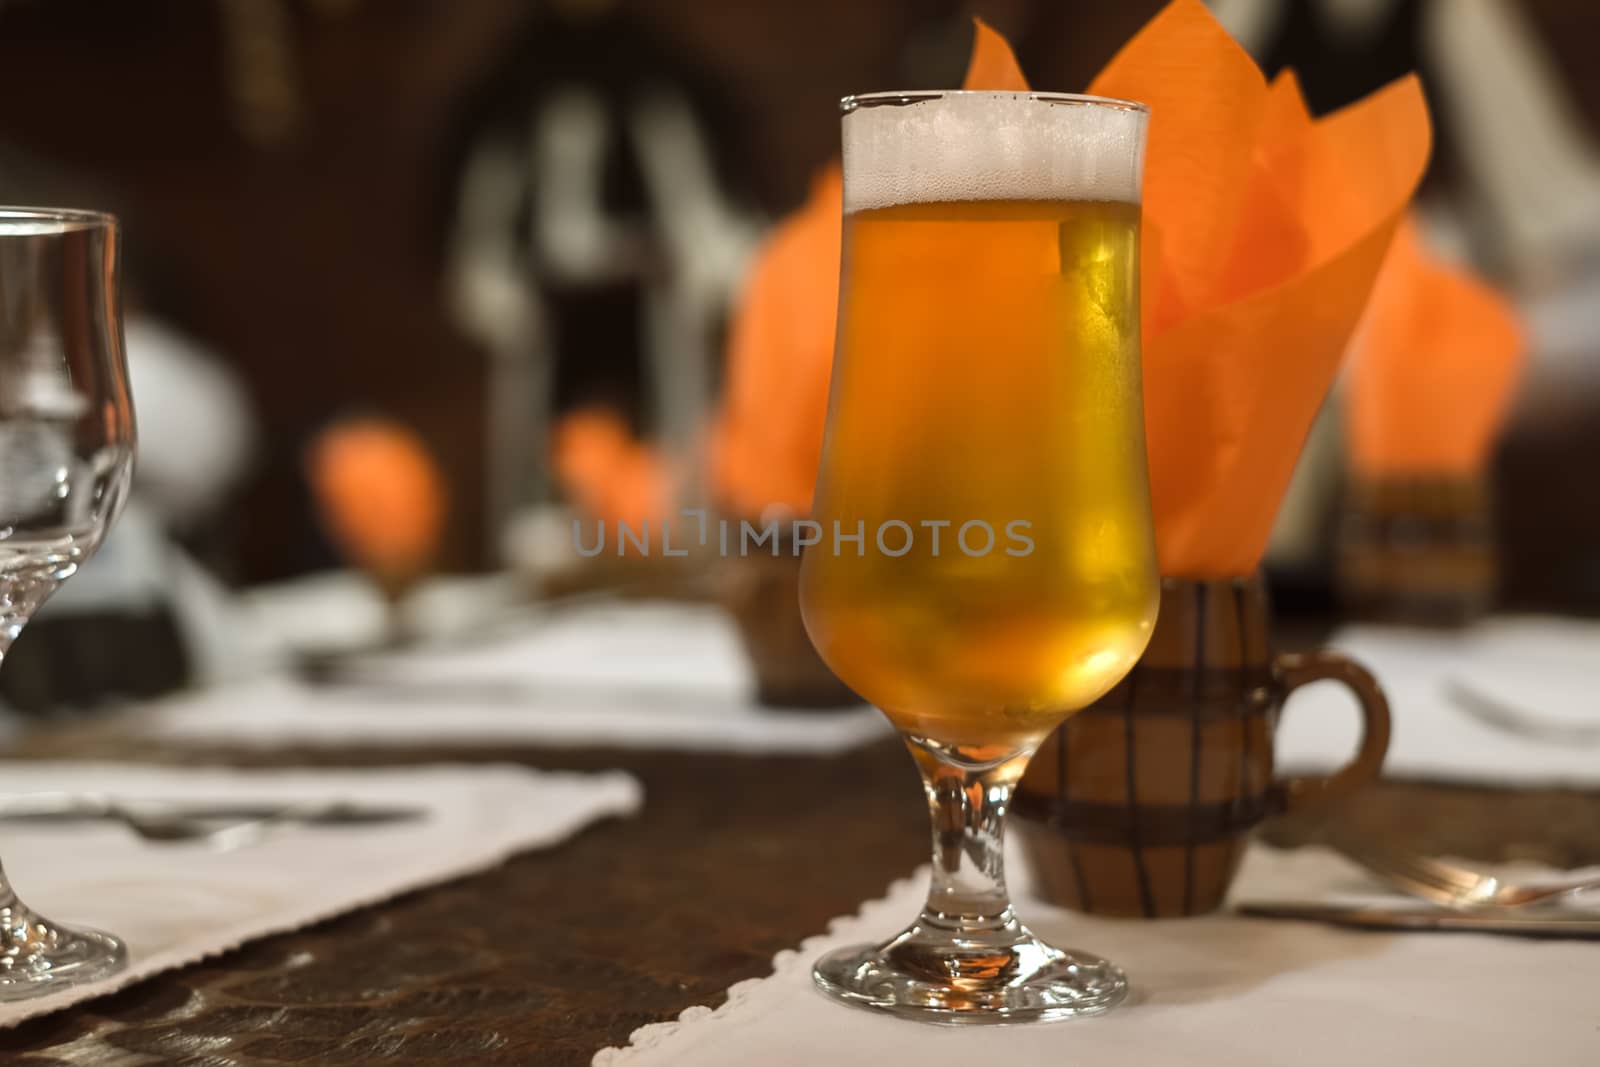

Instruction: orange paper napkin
[1345,216,1525,476]
[307,417,446,587]
[708,23,1015,519]
[714,1,1431,578]
[710,166,842,519]
[1088,0,1430,576]
[552,408,676,529]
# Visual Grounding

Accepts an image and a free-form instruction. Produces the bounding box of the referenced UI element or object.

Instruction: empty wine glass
[0,207,136,998]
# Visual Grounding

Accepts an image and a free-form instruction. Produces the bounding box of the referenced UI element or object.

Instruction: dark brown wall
[0,0,532,577]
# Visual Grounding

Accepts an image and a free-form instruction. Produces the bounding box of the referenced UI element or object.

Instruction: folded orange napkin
[708,23,1016,520]
[307,417,446,586]
[710,166,842,519]
[1088,0,1430,576]
[1345,216,1525,476]
[552,408,676,529]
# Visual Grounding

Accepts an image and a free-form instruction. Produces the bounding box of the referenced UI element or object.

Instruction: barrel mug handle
[1269,650,1392,814]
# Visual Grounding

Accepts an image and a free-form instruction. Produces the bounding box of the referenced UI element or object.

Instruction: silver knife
[1238,901,1600,938]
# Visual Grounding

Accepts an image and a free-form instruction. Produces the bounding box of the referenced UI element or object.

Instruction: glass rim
[841,90,1148,115]
[0,205,118,230]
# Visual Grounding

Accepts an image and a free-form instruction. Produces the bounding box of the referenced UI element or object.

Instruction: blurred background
[0,0,1596,714]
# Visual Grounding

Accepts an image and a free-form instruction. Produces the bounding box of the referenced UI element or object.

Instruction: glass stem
[908,742,1036,935]
[0,571,57,663]
[814,737,1128,1018]
[0,855,20,916]
[0,573,55,937]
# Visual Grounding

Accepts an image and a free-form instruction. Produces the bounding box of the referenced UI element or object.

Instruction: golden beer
[800,197,1158,751]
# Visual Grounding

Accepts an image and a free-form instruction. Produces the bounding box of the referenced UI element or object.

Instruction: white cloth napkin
[1278,615,1600,786]
[0,761,640,1027]
[141,602,889,755]
[596,844,1599,1066]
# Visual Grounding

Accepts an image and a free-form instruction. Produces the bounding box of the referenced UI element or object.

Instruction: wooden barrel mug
[1336,473,1496,627]
[1013,574,1391,918]
[719,545,860,709]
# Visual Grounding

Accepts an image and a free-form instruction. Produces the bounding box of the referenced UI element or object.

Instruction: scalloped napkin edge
[0,762,642,1028]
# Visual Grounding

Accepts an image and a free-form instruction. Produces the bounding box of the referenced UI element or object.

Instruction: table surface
[2,724,1600,1066]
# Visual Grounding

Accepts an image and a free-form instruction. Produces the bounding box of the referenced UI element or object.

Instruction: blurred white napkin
[141,602,889,755]
[597,844,1599,1066]
[0,761,640,1027]
[1278,615,1600,786]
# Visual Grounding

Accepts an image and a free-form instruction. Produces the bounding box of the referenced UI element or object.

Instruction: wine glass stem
[812,738,1128,1020]
[0,571,58,660]
[909,743,1035,933]
[0,857,19,911]
[0,573,53,917]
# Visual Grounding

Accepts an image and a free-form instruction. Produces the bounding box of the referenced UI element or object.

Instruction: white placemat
[139,603,889,755]
[596,844,1599,1066]
[1278,615,1600,786]
[0,761,640,1027]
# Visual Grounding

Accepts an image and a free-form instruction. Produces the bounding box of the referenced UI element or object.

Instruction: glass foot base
[813,916,1127,1024]
[0,901,126,1001]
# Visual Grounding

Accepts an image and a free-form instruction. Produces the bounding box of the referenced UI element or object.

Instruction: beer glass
[800,91,1157,1023]
[0,208,136,998]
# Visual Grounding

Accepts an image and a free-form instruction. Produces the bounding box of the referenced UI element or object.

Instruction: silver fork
[0,794,408,851]
[1331,836,1600,909]
[0,793,224,843]
[111,800,349,851]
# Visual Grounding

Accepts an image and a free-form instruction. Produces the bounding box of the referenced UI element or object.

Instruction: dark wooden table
[2,724,1599,1066]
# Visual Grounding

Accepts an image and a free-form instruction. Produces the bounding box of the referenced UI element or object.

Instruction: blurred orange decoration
[307,418,446,588]
[712,0,1432,579]
[710,166,842,519]
[708,23,1015,520]
[1345,216,1525,476]
[552,408,675,529]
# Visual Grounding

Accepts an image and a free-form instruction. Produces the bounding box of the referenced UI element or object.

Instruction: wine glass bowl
[0,207,136,998]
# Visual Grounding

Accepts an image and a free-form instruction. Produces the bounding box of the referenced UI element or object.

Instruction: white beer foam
[842,92,1146,213]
